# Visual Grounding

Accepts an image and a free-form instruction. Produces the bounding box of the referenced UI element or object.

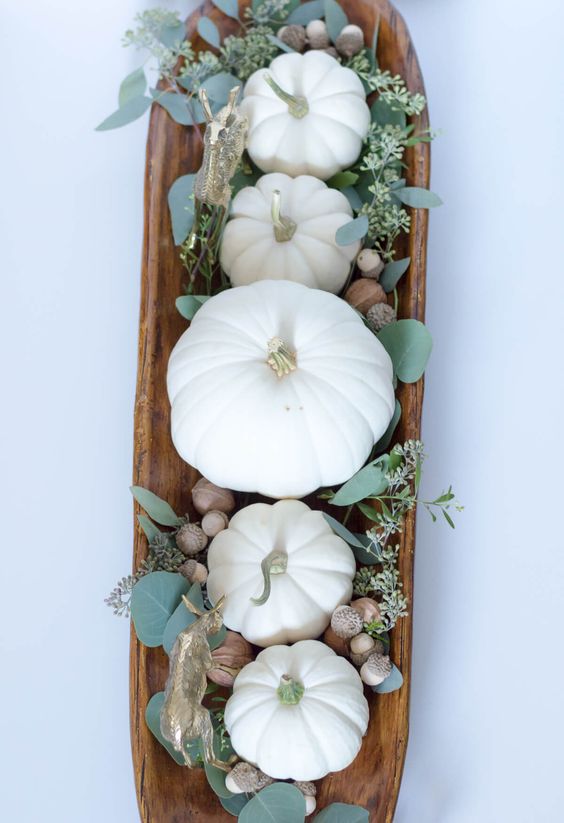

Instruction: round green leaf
[335,215,369,246]
[373,663,403,694]
[205,761,234,798]
[130,572,190,647]
[168,174,196,245]
[327,170,359,190]
[377,319,433,383]
[393,187,442,208]
[379,257,411,293]
[130,485,180,526]
[240,783,306,823]
[176,294,209,320]
[145,692,202,765]
[314,803,369,823]
[211,0,240,20]
[201,72,241,104]
[162,597,198,654]
[287,0,324,25]
[197,16,221,48]
[324,0,349,43]
[330,460,389,506]
[221,794,250,816]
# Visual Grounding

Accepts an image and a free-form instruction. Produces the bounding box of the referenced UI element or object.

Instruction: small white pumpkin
[220,173,359,293]
[241,51,370,179]
[224,639,369,780]
[206,500,356,647]
[167,280,395,499]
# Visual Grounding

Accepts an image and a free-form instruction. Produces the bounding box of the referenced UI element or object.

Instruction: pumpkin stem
[271,190,297,242]
[251,549,288,606]
[266,337,297,378]
[277,674,305,705]
[264,74,309,119]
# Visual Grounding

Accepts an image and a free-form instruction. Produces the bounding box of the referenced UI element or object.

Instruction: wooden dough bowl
[131,0,429,819]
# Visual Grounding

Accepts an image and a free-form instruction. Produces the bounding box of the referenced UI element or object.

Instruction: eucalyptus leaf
[137,514,163,544]
[162,593,227,655]
[197,16,221,48]
[201,72,241,104]
[168,174,196,245]
[95,95,151,131]
[327,170,359,190]
[351,533,378,565]
[393,187,443,208]
[323,513,367,549]
[145,692,186,765]
[287,0,325,25]
[356,501,381,524]
[131,485,180,526]
[176,294,209,320]
[239,783,306,823]
[373,399,401,453]
[212,0,240,20]
[221,793,251,816]
[379,257,410,293]
[335,215,369,246]
[158,21,186,48]
[324,0,348,43]
[205,761,234,798]
[371,98,406,129]
[377,319,433,383]
[152,90,199,126]
[342,186,363,211]
[119,67,147,107]
[331,461,389,506]
[373,663,403,694]
[314,803,369,823]
[131,572,190,647]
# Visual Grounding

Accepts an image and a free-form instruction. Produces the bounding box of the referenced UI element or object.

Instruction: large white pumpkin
[241,51,370,180]
[167,280,395,499]
[224,640,369,780]
[220,173,359,293]
[206,500,356,647]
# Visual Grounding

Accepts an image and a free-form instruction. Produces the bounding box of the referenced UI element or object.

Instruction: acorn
[201,510,229,537]
[322,625,349,657]
[306,19,330,49]
[191,478,236,516]
[350,632,376,656]
[350,597,382,624]
[366,302,397,332]
[178,559,208,584]
[277,24,307,52]
[344,278,387,315]
[356,248,385,279]
[209,631,254,688]
[225,762,273,794]
[176,522,208,556]
[331,605,363,639]
[294,781,317,815]
[360,652,393,686]
[335,24,365,58]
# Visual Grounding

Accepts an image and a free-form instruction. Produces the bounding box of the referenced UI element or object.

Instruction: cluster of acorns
[324,599,393,686]
[277,18,365,60]
[226,763,318,816]
[344,249,397,333]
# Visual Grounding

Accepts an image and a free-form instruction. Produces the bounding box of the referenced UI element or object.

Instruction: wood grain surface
[130,1,429,819]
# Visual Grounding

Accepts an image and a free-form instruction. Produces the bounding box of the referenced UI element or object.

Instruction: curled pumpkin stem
[251,549,288,605]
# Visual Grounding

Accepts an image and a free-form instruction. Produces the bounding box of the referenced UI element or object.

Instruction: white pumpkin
[241,51,370,180]
[167,280,395,499]
[220,173,359,294]
[224,640,369,780]
[206,500,356,647]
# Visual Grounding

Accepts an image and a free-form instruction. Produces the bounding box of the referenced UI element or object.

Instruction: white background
[1,0,562,821]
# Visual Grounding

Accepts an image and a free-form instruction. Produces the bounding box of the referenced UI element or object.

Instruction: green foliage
[118,67,147,106]
[314,804,369,823]
[323,514,367,550]
[330,460,389,506]
[335,215,369,246]
[162,585,226,655]
[373,663,403,694]
[287,0,325,25]
[197,16,221,49]
[239,783,306,823]
[176,294,210,320]
[95,95,151,131]
[131,485,180,526]
[328,170,360,190]
[205,760,234,798]
[324,0,348,43]
[377,319,433,383]
[211,0,240,21]
[221,793,251,816]
[379,257,410,292]
[130,571,190,647]
[393,187,442,209]
[168,174,196,245]
[137,514,163,543]
[152,89,206,125]
[145,692,191,765]
[220,26,279,80]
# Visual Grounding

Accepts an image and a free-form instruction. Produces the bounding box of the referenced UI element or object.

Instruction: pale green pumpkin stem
[271,190,297,242]
[251,549,288,605]
[277,674,305,705]
[264,74,309,119]
[266,337,297,378]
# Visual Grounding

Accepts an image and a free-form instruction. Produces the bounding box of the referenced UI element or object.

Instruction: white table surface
[1,1,562,821]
